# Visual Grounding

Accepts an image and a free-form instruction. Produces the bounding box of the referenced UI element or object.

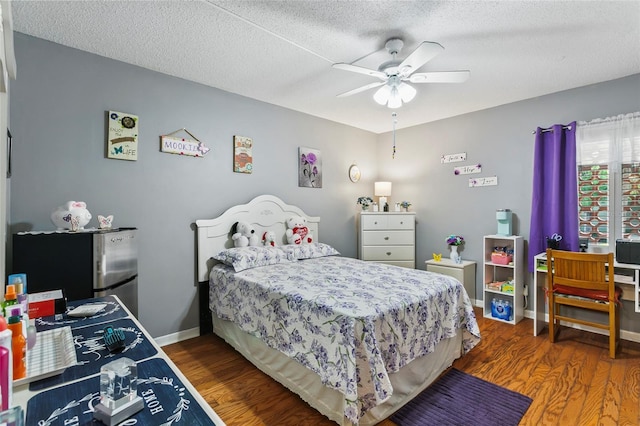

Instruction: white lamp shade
[374,181,392,196]
[398,82,417,103]
[387,86,402,109]
[373,85,392,105]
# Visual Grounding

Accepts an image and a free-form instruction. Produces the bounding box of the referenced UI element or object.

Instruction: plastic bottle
[7,309,26,380]
[0,316,11,409]
[505,300,513,321]
[2,285,18,317]
[10,276,24,296]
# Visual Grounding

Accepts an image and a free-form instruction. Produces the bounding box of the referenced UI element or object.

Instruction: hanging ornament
[392,112,398,159]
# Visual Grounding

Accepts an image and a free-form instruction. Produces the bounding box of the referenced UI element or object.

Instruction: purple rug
[390,368,532,426]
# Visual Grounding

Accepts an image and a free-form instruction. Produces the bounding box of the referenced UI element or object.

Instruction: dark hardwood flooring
[163,308,640,425]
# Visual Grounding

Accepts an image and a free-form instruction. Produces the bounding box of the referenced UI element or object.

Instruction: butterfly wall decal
[432,253,442,262]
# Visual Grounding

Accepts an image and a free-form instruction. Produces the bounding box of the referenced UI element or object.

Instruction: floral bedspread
[209,256,480,424]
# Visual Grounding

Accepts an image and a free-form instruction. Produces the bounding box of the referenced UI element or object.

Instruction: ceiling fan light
[387,86,402,109]
[398,82,417,103]
[373,85,391,105]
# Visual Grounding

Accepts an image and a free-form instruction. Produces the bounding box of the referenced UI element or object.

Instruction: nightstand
[425,259,477,301]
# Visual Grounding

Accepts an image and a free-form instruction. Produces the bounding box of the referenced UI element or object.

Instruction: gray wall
[376,73,640,331]
[9,33,377,337]
[9,32,640,337]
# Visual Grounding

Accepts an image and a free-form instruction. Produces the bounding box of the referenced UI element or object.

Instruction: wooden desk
[12,295,226,425]
[532,252,640,336]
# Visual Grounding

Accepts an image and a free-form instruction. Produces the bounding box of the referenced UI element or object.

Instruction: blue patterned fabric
[30,318,158,391]
[281,242,341,259]
[209,256,480,424]
[27,358,217,426]
[35,295,128,332]
[212,246,293,272]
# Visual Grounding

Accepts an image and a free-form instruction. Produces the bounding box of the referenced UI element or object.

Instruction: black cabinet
[12,232,93,301]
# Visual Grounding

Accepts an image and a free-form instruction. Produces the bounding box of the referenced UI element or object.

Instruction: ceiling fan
[333,38,470,108]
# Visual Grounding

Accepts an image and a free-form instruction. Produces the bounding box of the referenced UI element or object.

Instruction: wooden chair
[546,248,621,358]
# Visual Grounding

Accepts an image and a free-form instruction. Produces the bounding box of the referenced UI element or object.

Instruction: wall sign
[469,176,498,187]
[107,111,138,161]
[454,164,481,175]
[441,152,466,163]
[160,128,209,158]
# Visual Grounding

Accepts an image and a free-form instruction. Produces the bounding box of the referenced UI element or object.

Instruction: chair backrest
[547,249,615,296]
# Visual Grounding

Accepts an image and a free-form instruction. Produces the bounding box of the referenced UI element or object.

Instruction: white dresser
[358,212,416,268]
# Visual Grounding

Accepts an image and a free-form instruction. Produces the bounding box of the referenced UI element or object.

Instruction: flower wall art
[298,147,322,188]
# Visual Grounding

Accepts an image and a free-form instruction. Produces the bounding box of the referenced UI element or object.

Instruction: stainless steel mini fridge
[12,228,139,317]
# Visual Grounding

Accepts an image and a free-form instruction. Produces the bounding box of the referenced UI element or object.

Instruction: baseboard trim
[156,326,200,347]
[523,309,640,344]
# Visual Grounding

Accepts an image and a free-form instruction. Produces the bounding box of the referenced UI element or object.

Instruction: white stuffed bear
[285,216,313,245]
[232,221,260,247]
[232,232,248,247]
[262,231,277,247]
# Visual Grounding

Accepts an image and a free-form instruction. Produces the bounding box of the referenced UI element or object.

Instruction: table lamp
[375,182,392,210]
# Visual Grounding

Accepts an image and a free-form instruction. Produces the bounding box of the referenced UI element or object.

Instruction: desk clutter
[26,357,214,426]
[0,273,221,425]
[29,317,157,391]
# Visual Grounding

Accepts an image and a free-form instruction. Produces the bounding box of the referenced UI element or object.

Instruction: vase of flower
[446,234,464,264]
[357,196,373,211]
[449,245,461,263]
[400,201,411,212]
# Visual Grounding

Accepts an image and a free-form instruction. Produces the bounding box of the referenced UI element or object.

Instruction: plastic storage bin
[491,253,513,265]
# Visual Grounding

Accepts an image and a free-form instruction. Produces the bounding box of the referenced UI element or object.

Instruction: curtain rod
[531,125,572,134]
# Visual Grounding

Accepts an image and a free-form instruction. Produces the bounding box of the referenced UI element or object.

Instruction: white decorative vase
[450,245,461,263]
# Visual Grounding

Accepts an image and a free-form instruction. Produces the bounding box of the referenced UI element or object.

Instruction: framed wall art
[298,147,322,188]
[107,111,138,161]
[233,135,253,173]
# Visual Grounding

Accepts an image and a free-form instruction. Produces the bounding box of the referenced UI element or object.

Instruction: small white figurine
[51,201,92,230]
[98,215,114,230]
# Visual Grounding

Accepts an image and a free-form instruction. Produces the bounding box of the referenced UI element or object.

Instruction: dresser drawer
[362,230,414,246]
[361,215,388,230]
[362,246,415,261]
[387,215,414,229]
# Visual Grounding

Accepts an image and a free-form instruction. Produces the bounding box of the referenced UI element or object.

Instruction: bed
[196,195,480,425]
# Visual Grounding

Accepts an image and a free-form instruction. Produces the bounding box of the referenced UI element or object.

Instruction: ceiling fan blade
[398,42,444,76]
[337,81,386,98]
[332,63,388,80]
[408,71,470,83]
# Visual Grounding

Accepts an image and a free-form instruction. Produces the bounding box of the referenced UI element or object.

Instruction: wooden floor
[163,308,640,426]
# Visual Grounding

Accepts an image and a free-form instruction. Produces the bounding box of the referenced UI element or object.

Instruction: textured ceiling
[10,0,640,134]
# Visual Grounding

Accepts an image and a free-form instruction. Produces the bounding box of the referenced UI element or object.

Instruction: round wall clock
[349,164,361,182]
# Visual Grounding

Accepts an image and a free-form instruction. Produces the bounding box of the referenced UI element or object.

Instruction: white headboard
[195,194,320,281]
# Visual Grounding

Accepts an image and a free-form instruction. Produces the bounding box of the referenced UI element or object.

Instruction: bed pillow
[213,246,293,272]
[282,242,340,260]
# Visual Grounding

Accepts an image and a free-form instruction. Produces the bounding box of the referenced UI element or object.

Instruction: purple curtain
[528,122,578,271]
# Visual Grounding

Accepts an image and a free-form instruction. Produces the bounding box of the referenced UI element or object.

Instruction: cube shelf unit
[483,235,525,324]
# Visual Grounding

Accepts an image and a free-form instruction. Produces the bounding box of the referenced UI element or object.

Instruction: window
[576,113,640,247]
